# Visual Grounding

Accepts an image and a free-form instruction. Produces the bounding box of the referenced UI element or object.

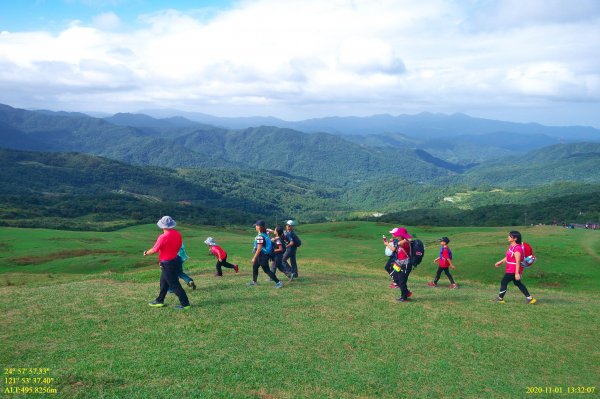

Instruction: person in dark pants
[282,220,300,278]
[204,237,239,276]
[388,227,414,302]
[144,216,191,310]
[248,220,283,288]
[494,231,537,305]
[428,237,458,288]
[269,226,292,279]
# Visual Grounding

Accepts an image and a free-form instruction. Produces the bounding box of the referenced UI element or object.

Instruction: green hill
[452,142,600,187]
[1,222,598,398]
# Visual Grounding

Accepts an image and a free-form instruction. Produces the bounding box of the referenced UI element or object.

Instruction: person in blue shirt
[248,220,283,288]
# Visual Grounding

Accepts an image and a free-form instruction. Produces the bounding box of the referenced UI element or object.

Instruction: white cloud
[0,0,598,126]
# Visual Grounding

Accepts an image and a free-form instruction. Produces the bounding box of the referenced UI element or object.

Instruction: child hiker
[168,243,196,293]
[204,237,239,276]
[428,237,458,289]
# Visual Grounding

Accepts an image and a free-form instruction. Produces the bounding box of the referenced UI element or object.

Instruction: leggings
[253,252,280,283]
[215,257,236,276]
[434,267,455,284]
[499,273,530,299]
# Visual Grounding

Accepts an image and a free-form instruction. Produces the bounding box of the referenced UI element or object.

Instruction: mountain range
[1,102,599,228]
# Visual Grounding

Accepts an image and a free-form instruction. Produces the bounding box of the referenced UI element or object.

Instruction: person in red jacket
[144,216,190,310]
[204,237,239,276]
[385,227,414,303]
[428,237,458,288]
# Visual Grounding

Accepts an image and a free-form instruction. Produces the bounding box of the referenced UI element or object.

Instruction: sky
[0,0,599,127]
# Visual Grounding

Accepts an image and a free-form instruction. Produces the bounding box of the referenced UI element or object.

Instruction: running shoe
[233,264,239,273]
[526,297,537,305]
[449,283,458,289]
[247,281,258,286]
[495,297,506,304]
[148,300,165,307]
[389,282,399,289]
[407,291,413,298]
[397,298,408,303]
[274,281,283,289]
[174,305,191,310]
[427,282,437,287]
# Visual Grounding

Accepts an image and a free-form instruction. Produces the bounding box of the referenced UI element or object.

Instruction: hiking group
[382,226,537,304]
[144,216,302,310]
[143,215,536,310]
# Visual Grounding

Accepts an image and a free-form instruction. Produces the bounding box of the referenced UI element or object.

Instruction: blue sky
[1,0,599,127]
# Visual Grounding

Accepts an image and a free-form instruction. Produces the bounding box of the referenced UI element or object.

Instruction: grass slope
[1,222,599,398]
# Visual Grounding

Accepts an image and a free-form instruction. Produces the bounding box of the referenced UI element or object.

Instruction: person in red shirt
[428,237,458,288]
[144,216,190,310]
[494,231,537,304]
[204,237,239,276]
[384,227,414,302]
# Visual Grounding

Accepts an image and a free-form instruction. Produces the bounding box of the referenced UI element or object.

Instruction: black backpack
[409,239,425,267]
[294,233,302,247]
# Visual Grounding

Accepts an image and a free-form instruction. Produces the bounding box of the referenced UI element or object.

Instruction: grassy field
[1,222,599,398]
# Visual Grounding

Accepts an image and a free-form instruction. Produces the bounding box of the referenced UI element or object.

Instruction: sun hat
[438,237,450,244]
[157,216,176,229]
[390,227,412,239]
[204,237,216,246]
[253,220,266,227]
[286,220,295,226]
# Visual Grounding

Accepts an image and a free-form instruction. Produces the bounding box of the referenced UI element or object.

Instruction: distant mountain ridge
[0,103,459,185]
[139,107,600,140]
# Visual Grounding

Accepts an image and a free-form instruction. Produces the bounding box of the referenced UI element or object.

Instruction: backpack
[287,231,302,247]
[256,233,272,255]
[520,242,536,267]
[178,244,189,262]
[409,239,425,267]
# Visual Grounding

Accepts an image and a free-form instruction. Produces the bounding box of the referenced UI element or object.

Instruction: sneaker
[288,273,294,281]
[407,291,413,298]
[427,282,437,287]
[526,297,537,305]
[449,283,458,289]
[174,305,191,310]
[274,281,283,289]
[247,281,258,286]
[190,281,196,290]
[167,290,174,294]
[397,298,408,303]
[233,264,239,273]
[495,297,506,304]
[148,300,165,307]
[215,273,223,277]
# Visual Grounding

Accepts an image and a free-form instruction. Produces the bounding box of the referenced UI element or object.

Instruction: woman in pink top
[144,216,190,310]
[494,231,537,305]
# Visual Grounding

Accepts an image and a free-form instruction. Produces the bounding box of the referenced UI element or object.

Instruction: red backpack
[520,242,536,268]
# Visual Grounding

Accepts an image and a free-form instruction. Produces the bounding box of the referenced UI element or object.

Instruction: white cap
[286,220,295,226]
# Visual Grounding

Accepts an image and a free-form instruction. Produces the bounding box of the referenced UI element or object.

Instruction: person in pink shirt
[144,216,190,310]
[384,227,414,303]
[204,237,239,276]
[494,231,537,304]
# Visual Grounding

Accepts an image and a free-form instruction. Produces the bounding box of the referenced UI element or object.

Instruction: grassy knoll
[1,222,599,398]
